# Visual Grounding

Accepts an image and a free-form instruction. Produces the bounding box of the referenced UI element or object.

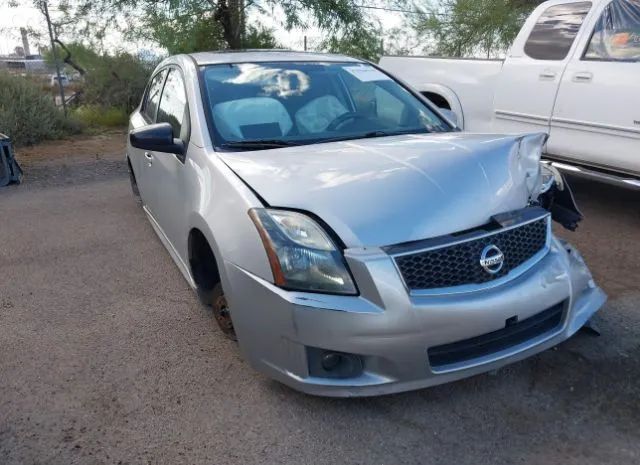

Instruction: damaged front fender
[515,133,583,231]
[536,164,584,231]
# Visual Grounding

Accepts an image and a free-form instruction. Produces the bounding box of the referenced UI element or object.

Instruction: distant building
[0,29,48,73]
[0,55,47,72]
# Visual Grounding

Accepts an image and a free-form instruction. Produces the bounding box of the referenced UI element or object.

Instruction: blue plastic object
[0,133,23,187]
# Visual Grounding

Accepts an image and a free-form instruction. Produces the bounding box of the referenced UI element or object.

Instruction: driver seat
[295,95,348,134]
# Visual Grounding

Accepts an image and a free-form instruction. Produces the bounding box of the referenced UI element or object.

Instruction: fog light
[321,352,343,371]
[307,347,364,379]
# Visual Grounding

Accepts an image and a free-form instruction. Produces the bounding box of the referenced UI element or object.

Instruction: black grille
[394,217,548,291]
[428,302,564,369]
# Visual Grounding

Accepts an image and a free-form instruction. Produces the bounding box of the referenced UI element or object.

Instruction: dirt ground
[15,131,127,162]
[1,132,639,465]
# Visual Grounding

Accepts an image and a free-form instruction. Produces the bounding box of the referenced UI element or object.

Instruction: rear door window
[142,69,167,122]
[524,2,593,60]
[584,0,640,61]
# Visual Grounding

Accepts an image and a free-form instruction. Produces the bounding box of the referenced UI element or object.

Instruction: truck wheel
[211,283,237,341]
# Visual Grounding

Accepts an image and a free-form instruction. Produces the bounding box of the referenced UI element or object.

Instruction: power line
[355,3,449,16]
[355,4,422,15]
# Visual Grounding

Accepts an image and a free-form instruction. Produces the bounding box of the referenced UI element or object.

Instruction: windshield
[201,61,452,150]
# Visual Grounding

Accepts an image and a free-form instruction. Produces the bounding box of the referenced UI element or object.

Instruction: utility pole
[239,0,245,48]
[42,0,67,116]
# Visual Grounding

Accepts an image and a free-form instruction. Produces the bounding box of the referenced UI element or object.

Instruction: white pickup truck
[380,0,640,188]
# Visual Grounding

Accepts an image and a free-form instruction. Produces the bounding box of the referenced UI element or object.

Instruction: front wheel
[211,283,236,341]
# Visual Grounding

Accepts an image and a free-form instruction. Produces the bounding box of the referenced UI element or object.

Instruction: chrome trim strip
[551,117,640,139]
[544,153,640,177]
[391,212,550,258]
[494,110,550,125]
[545,161,640,190]
[391,215,551,297]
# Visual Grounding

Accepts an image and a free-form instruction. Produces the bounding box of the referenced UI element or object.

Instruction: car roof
[188,50,365,65]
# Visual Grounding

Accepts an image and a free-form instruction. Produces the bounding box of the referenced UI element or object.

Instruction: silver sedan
[126,51,606,397]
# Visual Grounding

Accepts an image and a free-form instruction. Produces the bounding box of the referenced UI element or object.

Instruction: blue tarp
[0,134,23,187]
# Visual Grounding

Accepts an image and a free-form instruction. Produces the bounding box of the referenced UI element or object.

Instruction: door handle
[539,70,557,80]
[572,72,593,83]
[144,152,153,160]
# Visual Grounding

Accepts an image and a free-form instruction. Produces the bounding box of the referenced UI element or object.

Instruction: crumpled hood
[220,133,544,247]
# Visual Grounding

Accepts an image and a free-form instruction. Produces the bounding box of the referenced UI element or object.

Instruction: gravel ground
[1,136,639,465]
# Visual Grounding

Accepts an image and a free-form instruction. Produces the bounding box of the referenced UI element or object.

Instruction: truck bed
[379,56,504,132]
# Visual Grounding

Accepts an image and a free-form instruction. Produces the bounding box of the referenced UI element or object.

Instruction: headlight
[249,208,357,295]
[530,162,565,202]
[538,162,564,194]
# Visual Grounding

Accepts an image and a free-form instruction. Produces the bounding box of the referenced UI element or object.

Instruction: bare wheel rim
[213,293,235,338]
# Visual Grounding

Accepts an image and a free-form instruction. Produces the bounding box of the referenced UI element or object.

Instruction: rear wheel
[127,158,141,203]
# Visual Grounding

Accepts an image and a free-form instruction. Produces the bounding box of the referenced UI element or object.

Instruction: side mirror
[130,122,185,155]
[439,109,459,128]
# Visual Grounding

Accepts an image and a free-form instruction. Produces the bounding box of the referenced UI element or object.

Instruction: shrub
[45,44,156,112]
[81,52,152,112]
[40,43,158,129]
[73,105,129,128]
[0,72,81,146]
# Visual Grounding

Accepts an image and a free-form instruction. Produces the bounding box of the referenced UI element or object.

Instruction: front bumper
[223,235,606,397]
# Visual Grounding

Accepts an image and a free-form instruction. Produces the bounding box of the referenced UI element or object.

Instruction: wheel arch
[418,84,465,130]
[187,221,224,296]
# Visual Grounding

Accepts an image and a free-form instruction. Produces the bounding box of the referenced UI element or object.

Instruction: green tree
[144,9,227,54]
[58,0,375,53]
[44,43,155,111]
[322,23,384,61]
[243,23,280,49]
[139,5,280,53]
[413,0,544,57]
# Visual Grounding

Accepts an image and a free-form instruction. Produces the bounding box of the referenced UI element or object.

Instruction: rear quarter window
[584,0,640,61]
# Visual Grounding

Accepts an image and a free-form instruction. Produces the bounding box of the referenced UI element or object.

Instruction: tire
[127,158,141,203]
[210,283,237,341]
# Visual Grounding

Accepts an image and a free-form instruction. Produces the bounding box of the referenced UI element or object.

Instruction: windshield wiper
[220,139,301,150]
[367,128,434,137]
[319,128,433,145]
[221,129,436,150]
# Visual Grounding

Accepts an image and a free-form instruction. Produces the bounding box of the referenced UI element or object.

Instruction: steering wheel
[326,112,369,131]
